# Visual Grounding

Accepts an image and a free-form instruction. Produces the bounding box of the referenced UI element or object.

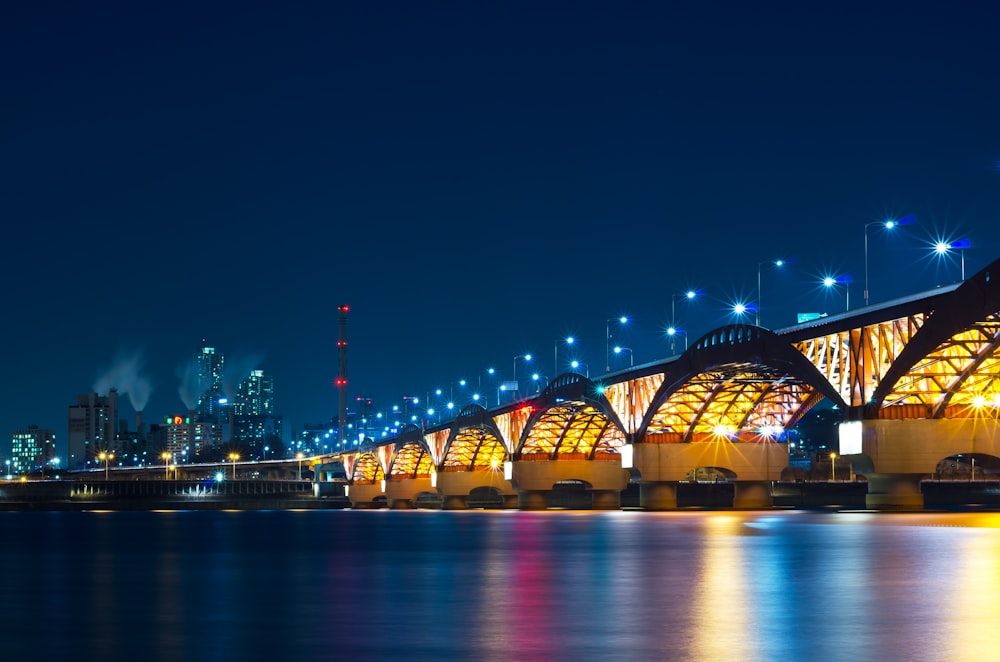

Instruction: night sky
[3,1,999,455]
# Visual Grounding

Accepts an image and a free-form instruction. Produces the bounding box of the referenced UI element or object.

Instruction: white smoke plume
[94,349,153,412]
[176,359,200,411]
[222,351,265,398]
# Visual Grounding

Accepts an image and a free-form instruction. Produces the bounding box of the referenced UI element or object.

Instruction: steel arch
[440,404,509,472]
[639,325,847,441]
[516,372,627,459]
[350,452,385,484]
[866,258,1000,419]
[387,424,434,478]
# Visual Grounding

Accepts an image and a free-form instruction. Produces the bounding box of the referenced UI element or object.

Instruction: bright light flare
[713,424,733,438]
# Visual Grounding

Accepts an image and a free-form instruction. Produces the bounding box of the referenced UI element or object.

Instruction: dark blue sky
[3,1,998,454]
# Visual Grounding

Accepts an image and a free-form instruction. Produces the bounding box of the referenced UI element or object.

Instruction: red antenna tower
[336,305,349,447]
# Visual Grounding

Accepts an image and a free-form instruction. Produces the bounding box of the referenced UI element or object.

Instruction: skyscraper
[196,344,224,422]
[235,370,273,417]
[232,369,282,458]
[67,390,119,470]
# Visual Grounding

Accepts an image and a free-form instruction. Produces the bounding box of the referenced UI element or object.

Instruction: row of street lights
[392,219,973,426]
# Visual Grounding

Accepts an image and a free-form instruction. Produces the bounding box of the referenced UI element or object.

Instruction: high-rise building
[235,370,273,417]
[196,344,225,422]
[67,390,119,470]
[231,369,282,458]
[10,425,56,474]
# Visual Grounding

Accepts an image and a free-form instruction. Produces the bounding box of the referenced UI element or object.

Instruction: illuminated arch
[350,452,385,484]
[868,258,1000,419]
[441,404,509,472]
[387,424,434,478]
[639,325,847,442]
[517,373,627,459]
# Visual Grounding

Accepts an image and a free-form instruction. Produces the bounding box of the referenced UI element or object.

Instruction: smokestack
[136,410,144,442]
[336,305,349,449]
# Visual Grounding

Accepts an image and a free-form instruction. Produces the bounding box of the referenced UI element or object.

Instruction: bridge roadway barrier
[0,480,349,510]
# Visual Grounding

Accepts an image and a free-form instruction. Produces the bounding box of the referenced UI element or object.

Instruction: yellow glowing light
[973,395,987,408]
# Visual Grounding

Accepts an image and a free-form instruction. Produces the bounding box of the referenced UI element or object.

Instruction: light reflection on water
[2,509,999,661]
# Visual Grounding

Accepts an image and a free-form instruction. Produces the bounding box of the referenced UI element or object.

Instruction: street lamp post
[830,452,837,481]
[296,452,304,480]
[161,452,171,479]
[823,276,851,312]
[864,219,897,307]
[864,216,914,306]
[756,259,785,327]
[98,451,114,480]
[513,354,532,394]
[228,452,239,479]
[935,239,970,281]
[606,316,628,372]
[669,290,697,354]
[554,336,574,378]
[570,360,589,378]
[613,346,633,367]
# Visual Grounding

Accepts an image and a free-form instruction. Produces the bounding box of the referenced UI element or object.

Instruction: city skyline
[3,2,999,453]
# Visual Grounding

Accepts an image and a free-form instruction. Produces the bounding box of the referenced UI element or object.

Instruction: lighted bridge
[331,257,1000,510]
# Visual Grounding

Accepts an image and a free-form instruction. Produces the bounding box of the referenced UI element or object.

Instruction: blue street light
[613,346,633,367]
[555,336,575,378]
[606,316,628,372]
[865,215,912,306]
[823,274,852,311]
[669,289,699,353]
[934,238,971,281]
[513,354,532,381]
[756,259,785,327]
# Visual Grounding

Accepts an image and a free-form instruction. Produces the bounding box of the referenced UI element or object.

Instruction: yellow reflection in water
[945,528,1000,656]
[690,515,748,658]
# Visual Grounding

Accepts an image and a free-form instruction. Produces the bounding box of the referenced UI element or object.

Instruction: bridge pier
[591,490,621,510]
[517,490,548,510]
[639,482,678,510]
[346,483,385,509]
[389,498,416,509]
[865,473,925,510]
[733,481,773,509]
[437,471,516,510]
[511,459,628,510]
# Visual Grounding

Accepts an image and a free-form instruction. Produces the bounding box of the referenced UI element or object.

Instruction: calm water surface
[3,509,999,661]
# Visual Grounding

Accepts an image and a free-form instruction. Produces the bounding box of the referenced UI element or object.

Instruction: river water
[3,508,999,661]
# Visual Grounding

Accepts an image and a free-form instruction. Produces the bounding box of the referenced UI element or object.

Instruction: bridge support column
[441,495,467,510]
[502,494,519,509]
[865,473,925,510]
[733,481,773,509]
[389,498,415,509]
[639,482,678,510]
[346,483,385,509]
[518,490,547,510]
[591,490,621,510]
